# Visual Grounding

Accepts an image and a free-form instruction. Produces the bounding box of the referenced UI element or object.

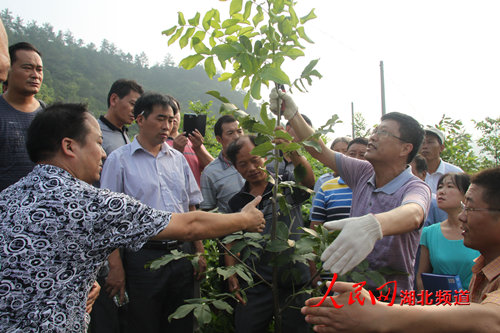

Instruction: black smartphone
[183,113,206,137]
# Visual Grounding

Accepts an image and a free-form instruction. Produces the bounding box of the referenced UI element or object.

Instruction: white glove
[269,88,298,121]
[321,214,383,275]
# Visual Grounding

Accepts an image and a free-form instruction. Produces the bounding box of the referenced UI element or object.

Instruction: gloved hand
[321,214,383,275]
[269,88,298,120]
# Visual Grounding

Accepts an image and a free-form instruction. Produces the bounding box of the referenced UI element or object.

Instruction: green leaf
[206,90,231,103]
[230,0,243,15]
[213,44,238,61]
[239,35,252,52]
[241,76,250,90]
[221,232,245,243]
[261,66,290,85]
[147,250,190,270]
[212,300,233,313]
[276,221,289,241]
[168,304,198,321]
[178,12,186,25]
[266,239,290,252]
[192,30,206,43]
[243,1,252,19]
[278,18,292,35]
[225,25,241,35]
[222,18,240,29]
[202,9,215,30]
[168,27,184,46]
[188,12,200,26]
[297,26,314,44]
[228,240,247,254]
[162,26,177,36]
[364,270,386,287]
[243,91,251,109]
[251,141,274,156]
[204,57,216,79]
[302,59,319,76]
[293,163,306,183]
[239,53,253,73]
[179,27,195,49]
[235,266,253,284]
[285,48,305,60]
[250,77,262,99]
[260,104,275,130]
[218,72,233,81]
[217,266,238,280]
[275,142,302,152]
[193,40,211,54]
[273,0,285,13]
[179,54,204,70]
[194,304,212,326]
[300,9,317,24]
[239,26,255,36]
[274,129,293,141]
[289,6,299,26]
[350,271,366,282]
[302,140,322,152]
[252,6,264,26]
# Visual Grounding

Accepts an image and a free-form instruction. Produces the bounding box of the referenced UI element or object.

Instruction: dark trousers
[234,282,309,333]
[88,274,127,333]
[123,248,194,333]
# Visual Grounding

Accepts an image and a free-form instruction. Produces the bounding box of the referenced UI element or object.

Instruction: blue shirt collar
[130,137,171,157]
[368,165,414,194]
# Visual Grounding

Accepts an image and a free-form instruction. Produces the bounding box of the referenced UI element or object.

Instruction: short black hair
[347,137,368,150]
[107,79,144,108]
[167,95,181,114]
[27,103,90,163]
[412,154,428,174]
[133,92,176,119]
[9,42,41,64]
[437,172,470,195]
[227,135,257,166]
[214,115,238,137]
[381,112,424,163]
[471,167,500,210]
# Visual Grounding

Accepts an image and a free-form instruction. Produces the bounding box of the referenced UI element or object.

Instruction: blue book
[421,273,463,292]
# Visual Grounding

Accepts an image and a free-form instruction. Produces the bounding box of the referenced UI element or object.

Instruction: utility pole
[380,60,386,116]
[351,102,355,138]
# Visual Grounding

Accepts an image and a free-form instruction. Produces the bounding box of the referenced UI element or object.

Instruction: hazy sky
[3,0,499,138]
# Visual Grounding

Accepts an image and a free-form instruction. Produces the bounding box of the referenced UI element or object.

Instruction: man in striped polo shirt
[310,137,368,228]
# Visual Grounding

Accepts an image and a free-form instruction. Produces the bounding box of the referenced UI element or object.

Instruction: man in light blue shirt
[420,127,463,193]
[101,92,203,333]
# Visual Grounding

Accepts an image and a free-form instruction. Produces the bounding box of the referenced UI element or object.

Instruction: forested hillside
[1,9,259,117]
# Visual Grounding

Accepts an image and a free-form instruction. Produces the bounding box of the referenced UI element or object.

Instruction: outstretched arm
[154,196,265,241]
[302,281,500,333]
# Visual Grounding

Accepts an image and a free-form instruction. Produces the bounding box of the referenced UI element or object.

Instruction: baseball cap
[425,127,445,145]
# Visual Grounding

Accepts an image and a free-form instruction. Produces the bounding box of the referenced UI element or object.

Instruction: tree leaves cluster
[163,0,321,109]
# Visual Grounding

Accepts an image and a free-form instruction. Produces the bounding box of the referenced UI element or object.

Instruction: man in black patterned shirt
[0,103,265,332]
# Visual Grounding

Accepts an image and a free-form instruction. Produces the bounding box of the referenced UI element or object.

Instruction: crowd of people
[1,18,499,333]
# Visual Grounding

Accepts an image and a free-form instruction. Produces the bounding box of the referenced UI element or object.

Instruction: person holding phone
[166,96,213,187]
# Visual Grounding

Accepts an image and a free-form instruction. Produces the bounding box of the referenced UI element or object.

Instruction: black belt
[142,240,182,251]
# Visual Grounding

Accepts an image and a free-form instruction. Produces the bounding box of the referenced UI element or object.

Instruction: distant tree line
[1,9,259,120]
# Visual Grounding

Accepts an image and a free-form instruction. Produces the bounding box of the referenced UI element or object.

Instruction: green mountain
[1,9,259,119]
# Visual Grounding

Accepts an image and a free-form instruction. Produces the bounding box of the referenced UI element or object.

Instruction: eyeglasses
[372,127,407,142]
[460,201,500,214]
